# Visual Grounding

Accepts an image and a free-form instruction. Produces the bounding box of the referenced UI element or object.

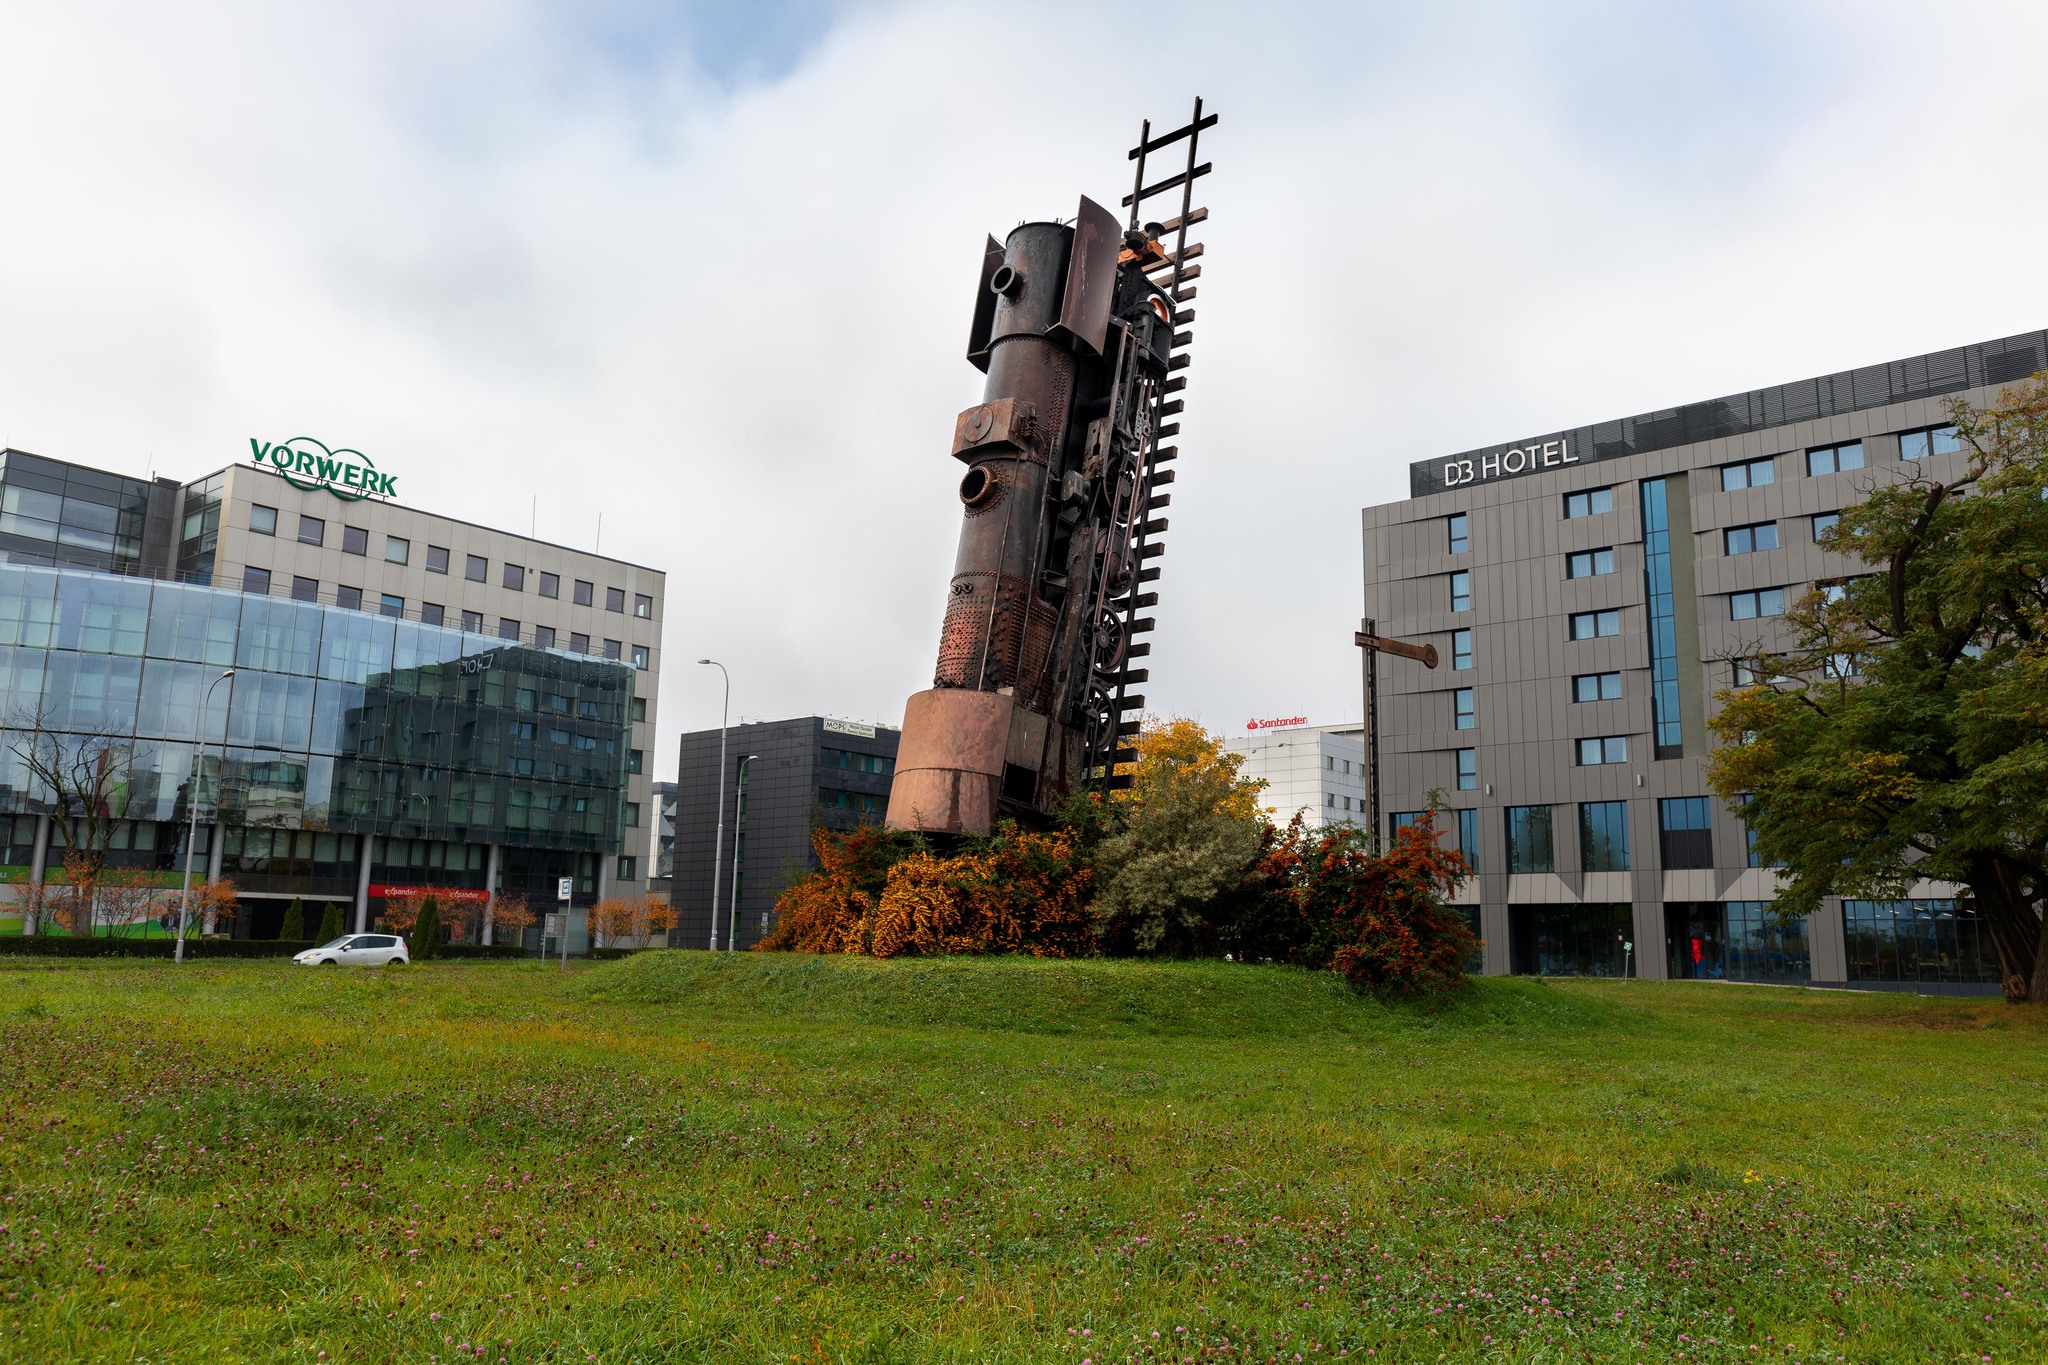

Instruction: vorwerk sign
[250,437,396,501]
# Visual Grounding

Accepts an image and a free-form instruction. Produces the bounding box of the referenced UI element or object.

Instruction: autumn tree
[587,897,642,949]
[379,892,425,938]
[1709,377,2048,1004]
[489,892,535,948]
[163,878,238,942]
[7,711,140,936]
[1089,717,1268,954]
[640,893,677,944]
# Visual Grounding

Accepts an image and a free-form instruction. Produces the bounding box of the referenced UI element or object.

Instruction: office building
[674,717,899,951]
[1361,330,2047,995]
[0,442,662,943]
[1222,723,1368,828]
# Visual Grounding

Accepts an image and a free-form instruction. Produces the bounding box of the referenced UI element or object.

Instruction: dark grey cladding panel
[1407,329,2047,499]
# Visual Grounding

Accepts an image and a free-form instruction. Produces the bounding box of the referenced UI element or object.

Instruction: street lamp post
[727,754,757,952]
[175,667,235,965]
[697,660,730,951]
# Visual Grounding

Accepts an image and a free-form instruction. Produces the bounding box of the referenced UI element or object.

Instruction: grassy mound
[586,948,1629,1037]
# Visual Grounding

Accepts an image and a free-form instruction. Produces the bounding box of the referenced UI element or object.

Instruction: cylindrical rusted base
[885,689,1013,835]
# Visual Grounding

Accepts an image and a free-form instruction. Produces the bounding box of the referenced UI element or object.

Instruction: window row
[244,505,653,616]
[234,567,650,668]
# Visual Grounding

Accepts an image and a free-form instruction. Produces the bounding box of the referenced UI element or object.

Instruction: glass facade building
[0,563,633,933]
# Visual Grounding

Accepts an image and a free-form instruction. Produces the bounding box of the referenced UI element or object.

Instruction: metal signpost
[556,877,573,969]
[1354,619,1439,847]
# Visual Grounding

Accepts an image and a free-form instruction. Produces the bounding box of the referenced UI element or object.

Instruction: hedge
[0,937,315,959]
[438,943,529,960]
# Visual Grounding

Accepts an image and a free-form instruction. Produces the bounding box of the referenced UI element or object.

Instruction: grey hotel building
[1362,330,2047,995]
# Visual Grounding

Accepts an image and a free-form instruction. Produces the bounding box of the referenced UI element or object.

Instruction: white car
[294,934,410,967]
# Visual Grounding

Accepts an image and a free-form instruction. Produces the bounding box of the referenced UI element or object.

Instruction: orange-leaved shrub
[759,822,1094,958]
[1233,810,1476,995]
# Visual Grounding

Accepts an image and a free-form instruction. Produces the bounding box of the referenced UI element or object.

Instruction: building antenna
[595,511,602,554]
[531,495,536,538]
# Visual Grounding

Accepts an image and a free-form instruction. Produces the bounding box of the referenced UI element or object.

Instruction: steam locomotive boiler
[886,101,1215,835]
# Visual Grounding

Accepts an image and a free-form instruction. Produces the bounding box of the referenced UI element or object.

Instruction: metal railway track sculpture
[886,99,1216,835]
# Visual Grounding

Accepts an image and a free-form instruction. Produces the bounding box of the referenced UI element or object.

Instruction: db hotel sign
[1438,435,1578,488]
[1246,715,1308,731]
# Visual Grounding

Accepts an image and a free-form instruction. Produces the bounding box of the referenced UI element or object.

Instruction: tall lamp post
[727,754,757,952]
[697,659,730,951]
[175,667,235,965]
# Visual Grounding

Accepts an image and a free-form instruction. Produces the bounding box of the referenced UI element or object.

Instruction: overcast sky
[3,1,2045,780]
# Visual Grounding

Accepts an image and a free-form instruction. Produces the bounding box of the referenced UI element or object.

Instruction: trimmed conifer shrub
[316,902,343,943]
[278,898,305,941]
[412,897,442,961]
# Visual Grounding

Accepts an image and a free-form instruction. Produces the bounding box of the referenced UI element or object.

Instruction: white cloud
[1,0,2044,779]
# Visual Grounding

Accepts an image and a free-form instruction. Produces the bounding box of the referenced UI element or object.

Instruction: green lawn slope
[0,955,2041,1363]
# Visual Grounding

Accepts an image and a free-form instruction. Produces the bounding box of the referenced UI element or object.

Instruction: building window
[426,545,450,574]
[635,593,653,618]
[1505,805,1554,873]
[1807,441,1864,476]
[1389,811,1426,842]
[629,696,647,722]
[1576,736,1627,766]
[603,639,622,660]
[249,504,278,536]
[1455,748,1477,790]
[297,514,325,546]
[631,644,649,670]
[1451,628,1473,670]
[605,586,626,613]
[1447,512,1469,554]
[1843,899,1999,985]
[571,631,591,653]
[623,802,640,827]
[1730,588,1787,620]
[285,575,316,603]
[1447,570,1471,612]
[1453,687,1475,729]
[574,579,594,606]
[1811,512,1840,541]
[461,609,484,632]
[1566,547,1616,578]
[385,536,410,565]
[1719,456,1775,491]
[1456,808,1479,872]
[1569,609,1620,640]
[241,565,271,595]
[627,749,643,775]
[1572,671,1622,702]
[1897,424,1961,460]
[465,554,488,582]
[1724,521,1780,555]
[1579,801,1629,872]
[618,856,638,881]
[1324,755,1334,771]
[336,585,362,611]
[421,602,445,627]
[499,618,520,640]
[539,571,560,599]
[1659,796,1713,869]
[1639,479,1682,758]
[342,525,369,556]
[534,625,556,649]
[379,593,404,618]
[503,563,525,591]
[1326,793,1335,808]
[1563,487,1614,519]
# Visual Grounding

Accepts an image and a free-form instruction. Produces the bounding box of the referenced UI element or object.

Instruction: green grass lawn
[0,955,2043,1364]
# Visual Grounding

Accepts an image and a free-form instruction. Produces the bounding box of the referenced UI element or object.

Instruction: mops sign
[249,437,397,501]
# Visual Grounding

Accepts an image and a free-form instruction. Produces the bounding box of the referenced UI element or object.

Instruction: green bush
[278,898,305,941]
[0,937,314,959]
[412,897,442,961]
[315,902,343,943]
[437,943,529,960]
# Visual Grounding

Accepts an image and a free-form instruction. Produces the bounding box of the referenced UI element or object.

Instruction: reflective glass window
[1455,747,1477,790]
[242,566,272,596]
[342,526,369,556]
[1579,801,1629,871]
[1812,512,1839,541]
[1453,687,1475,729]
[1569,609,1620,639]
[574,580,594,606]
[1807,442,1865,476]
[539,572,560,599]
[1447,512,1468,554]
[1730,588,1786,620]
[1719,457,1775,491]
[605,587,626,613]
[1566,548,1616,578]
[426,545,450,574]
[1572,671,1622,702]
[421,603,445,627]
[1724,522,1779,555]
[465,555,488,582]
[1451,628,1472,670]
[504,564,525,592]
[385,536,410,565]
[292,576,319,603]
[335,586,362,611]
[380,594,404,619]
[634,594,653,619]
[1563,487,1614,519]
[250,504,278,536]
[1505,805,1554,873]
[298,515,325,546]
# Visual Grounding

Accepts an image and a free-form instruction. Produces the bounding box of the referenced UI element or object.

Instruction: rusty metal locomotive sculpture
[887,100,1214,835]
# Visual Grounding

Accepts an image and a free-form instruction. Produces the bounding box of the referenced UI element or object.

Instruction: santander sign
[1246,716,1308,731]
